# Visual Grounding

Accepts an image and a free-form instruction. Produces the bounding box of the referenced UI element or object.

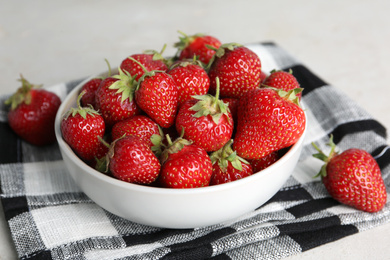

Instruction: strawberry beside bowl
[54,73,307,229]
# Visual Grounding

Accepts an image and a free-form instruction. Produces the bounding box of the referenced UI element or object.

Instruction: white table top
[1,0,390,259]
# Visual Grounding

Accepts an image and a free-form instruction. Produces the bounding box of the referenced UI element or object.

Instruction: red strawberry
[159,135,212,188]
[249,151,280,173]
[233,88,306,159]
[80,78,102,109]
[209,140,253,185]
[208,43,262,99]
[111,115,162,148]
[262,69,301,100]
[312,136,387,212]
[95,68,141,128]
[120,45,168,81]
[168,59,210,106]
[5,75,61,146]
[131,58,179,128]
[174,31,221,65]
[61,92,105,162]
[175,77,233,152]
[107,135,161,185]
[80,59,112,108]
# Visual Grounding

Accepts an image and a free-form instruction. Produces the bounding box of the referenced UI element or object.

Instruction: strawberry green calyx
[95,155,108,173]
[312,135,338,178]
[127,57,166,88]
[210,139,249,172]
[144,44,167,62]
[110,67,138,103]
[206,42,242,69]
[5,75,43,110]
[64,91,100,119]
[174,31,204,50]
[269,68,293,75]
[150,126,165,157]
[160,132,193,165]
[169,56,204,70]
[189,77,230,124]
[264,87,303,107]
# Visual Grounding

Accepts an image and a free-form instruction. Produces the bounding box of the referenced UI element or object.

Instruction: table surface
[1,0,390,259]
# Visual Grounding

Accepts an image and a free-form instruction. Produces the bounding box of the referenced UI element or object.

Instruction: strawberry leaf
[110,67,137,103]
[5,75,42,110]
[189,77,230,125]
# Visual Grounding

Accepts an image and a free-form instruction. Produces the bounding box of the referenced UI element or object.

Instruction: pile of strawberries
[60,32,307,188]
[5,31,387,213]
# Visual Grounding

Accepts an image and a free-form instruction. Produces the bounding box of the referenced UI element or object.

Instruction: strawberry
[209,140,253,185]
[130,58,179,128]
[94,68,141,128]
[80,59,112,108]
[208,43,262,99]
[249,151,280,173]
[312,135,387,212]
[120,45,168,81]
[111,115,163,149]
[159,135,213,188]
[174,31,221,65]
[262,69,301,100]
[61,92,105,162]
[107,135,161,185]
[5,75,61,146]
[233,87,306,159]
[80,78,102,109]
[167,59,210,106]
[175,77,233,152]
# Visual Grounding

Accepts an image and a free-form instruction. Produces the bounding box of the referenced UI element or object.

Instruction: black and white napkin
[1,42,389,260]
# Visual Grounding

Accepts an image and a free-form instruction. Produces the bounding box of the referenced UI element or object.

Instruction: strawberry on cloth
[5,75,61,146]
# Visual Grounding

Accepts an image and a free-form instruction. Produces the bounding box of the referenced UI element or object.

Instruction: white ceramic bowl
[54,73,307,229]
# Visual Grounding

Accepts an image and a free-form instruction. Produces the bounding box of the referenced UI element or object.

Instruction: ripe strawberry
[209,140,253,185]
[312,136,387,212]
[174,31,221,65]
[111,115,162,148]
[120,45,168,81]
[131,58,179,128]
[80,59,112,108]
[175,77,233,152]
[249,151,280,173]
[167,59,210,106]
[262,69,301,100]
[159,135,213,188]
[94,68,141,128]
[5,75,61,146]
[208,43,262,99]
[107,135,161,185]
[61,92,105,162]
[233,88,306,159]
[80,78,102,109]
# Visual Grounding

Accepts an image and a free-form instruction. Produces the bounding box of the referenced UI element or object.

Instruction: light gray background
[1,0,390,259]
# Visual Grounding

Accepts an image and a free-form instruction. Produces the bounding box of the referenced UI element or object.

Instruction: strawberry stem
[104,58,112,77]
[312,135,338,178]
[5,75,42,110]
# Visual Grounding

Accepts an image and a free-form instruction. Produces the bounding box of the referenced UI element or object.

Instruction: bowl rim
[54,73,307,195]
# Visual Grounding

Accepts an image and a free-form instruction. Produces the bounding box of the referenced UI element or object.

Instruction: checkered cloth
[1,42,390,260]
